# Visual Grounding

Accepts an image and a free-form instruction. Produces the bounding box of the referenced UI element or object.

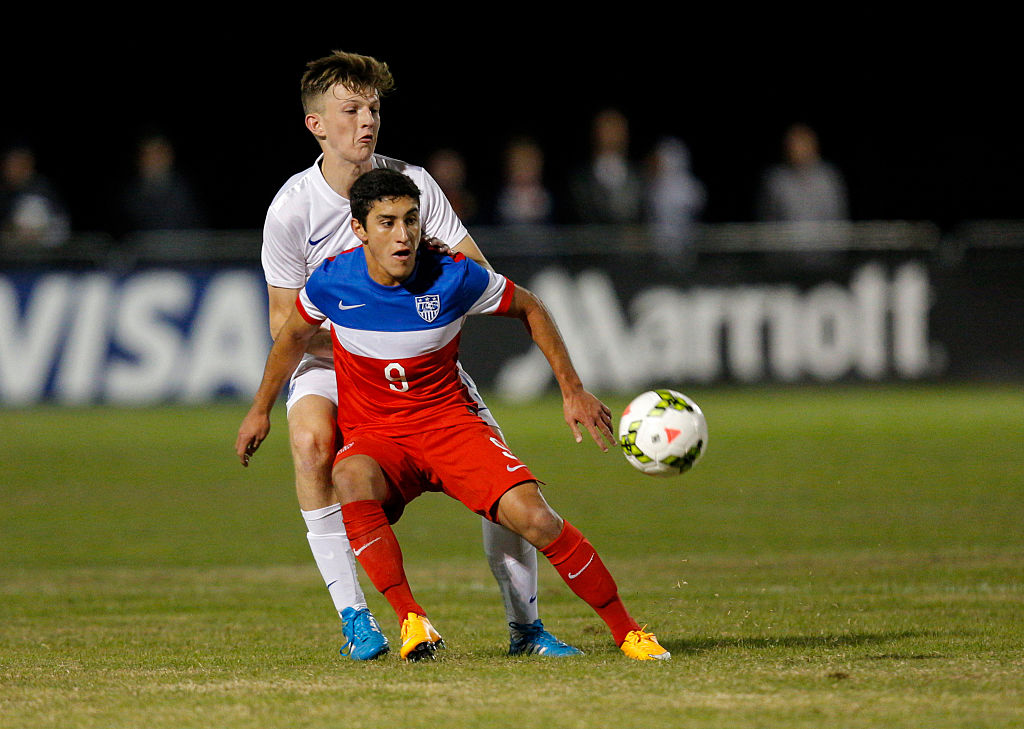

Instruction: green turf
[1,384,1022,728]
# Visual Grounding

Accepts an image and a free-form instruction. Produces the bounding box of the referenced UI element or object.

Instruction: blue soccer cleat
[508,619,584,657]
[340,606,389,660]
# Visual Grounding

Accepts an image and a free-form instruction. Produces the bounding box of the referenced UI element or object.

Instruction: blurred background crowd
[0,114,848,252]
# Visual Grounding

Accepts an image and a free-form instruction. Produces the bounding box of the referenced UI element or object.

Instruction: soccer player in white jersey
[260,49,578,659]
[238,168,670,661]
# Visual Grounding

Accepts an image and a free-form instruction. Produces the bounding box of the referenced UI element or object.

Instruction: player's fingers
[570,406,611,451]
[568,419,583,444]
[602,406,615,446]
[586,418,615,451]
[586,423,609,452]
[422,236,451,255]
[236,433,260,466]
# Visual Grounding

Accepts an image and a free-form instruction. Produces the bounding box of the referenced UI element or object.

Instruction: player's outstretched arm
[235,307,321,466]
[503,285,615,451]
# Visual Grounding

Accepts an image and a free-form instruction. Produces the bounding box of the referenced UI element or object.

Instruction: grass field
[1,384,1023,728]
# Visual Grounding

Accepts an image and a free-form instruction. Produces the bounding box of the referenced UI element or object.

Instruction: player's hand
[235,409,271,467]
[563,388,616,452]
[420,235,451,256]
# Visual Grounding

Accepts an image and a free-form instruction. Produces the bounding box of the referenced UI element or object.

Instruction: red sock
[341,500,425,623]
[540,521,639,645]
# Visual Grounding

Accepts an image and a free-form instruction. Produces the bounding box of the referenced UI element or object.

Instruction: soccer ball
[618,389,708,477]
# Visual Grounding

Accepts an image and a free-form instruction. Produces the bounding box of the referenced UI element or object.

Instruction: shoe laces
[629,625,657,644]
[401,613,425,641]
[347,608,378,642]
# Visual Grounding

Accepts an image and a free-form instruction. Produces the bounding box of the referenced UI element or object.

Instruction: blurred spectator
[117,133,204,234]
[756,123,848,222]
[643,136,706,270]
[0,144,70,249]
[426,147,478,224]
[494,136,554,225]
[568,108,643,224]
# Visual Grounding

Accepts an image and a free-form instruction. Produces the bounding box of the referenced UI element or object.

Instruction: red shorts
[333,419,538,523]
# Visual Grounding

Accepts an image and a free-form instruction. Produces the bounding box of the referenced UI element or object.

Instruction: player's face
[353,196,421,286]
[309,84,381,165]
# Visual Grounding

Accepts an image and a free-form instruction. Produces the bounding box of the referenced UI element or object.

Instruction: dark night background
[3,25,1020,237]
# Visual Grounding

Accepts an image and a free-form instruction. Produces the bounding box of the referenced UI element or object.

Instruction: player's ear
[304,113,326,140]
[351,217,369,243]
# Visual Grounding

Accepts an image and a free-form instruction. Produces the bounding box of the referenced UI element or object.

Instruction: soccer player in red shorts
[237,168,669,661]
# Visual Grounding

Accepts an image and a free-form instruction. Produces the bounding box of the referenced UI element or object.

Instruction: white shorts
[286,358,337,414]
[286,357,501,435]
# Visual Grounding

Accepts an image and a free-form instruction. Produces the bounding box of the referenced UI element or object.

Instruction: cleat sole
[404,642,438,662]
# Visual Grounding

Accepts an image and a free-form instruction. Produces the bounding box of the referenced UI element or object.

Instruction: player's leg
[481,518,576,655]
[334,449,442,661]
[494,482,670,660]
[290,394,367,613]
[286,368,385,660]
[464,364,580,655]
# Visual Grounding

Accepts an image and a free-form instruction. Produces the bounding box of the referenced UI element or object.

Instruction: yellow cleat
[400,613,445,661]
[620,628,671,661]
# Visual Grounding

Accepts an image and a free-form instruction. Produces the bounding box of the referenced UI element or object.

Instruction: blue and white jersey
[296,248,514,435]
[263,153,471,379]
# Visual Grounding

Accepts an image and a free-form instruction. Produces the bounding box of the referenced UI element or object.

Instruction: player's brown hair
[300,50,395,114]
[350,168,421,227]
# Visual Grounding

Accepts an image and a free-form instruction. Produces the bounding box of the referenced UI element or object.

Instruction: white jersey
[262,153,469,289]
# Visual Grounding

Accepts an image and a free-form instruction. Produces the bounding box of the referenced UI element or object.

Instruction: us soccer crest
[415,294,441,323]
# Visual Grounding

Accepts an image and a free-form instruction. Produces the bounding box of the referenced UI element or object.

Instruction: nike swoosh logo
[506,464,528,473]
[353,537,382,556]
[315,550,336,560]
[308,233,331,246]
[568,554,595,580]
[339,301,366,310]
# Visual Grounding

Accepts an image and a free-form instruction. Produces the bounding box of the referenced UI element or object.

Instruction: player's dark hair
[350,168,421,227]
[301,50,395,114]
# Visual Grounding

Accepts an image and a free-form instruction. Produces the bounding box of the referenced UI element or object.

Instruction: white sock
[302,503,368,618]
[482,516,540,627]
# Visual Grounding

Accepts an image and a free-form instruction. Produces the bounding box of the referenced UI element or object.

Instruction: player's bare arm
[501,285,615,451]
[451,233,493,270]
[236,306,322,466]
[267,285,333,358]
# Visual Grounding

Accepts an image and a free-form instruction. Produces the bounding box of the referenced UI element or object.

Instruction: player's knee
[332,455,385,503]
[498,487,563,547]
[289,423,335,473]
[521,508,563,548]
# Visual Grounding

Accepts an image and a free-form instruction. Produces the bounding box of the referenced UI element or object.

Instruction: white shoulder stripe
[332,318,464,359]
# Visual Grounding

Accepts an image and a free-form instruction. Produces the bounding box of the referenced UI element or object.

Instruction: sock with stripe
[341,499,426,623]
[540,520,639,645]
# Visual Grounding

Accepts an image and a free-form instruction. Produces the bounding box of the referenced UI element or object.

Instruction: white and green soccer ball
[618,389,708,477]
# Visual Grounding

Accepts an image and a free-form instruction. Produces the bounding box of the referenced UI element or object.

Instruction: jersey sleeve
[296,280,327,323]
[419,169,469,247]
[262,206,309,289]
[463,258,515,315]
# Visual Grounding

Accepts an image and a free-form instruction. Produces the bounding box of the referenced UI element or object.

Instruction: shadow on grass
[664,630,941,655]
